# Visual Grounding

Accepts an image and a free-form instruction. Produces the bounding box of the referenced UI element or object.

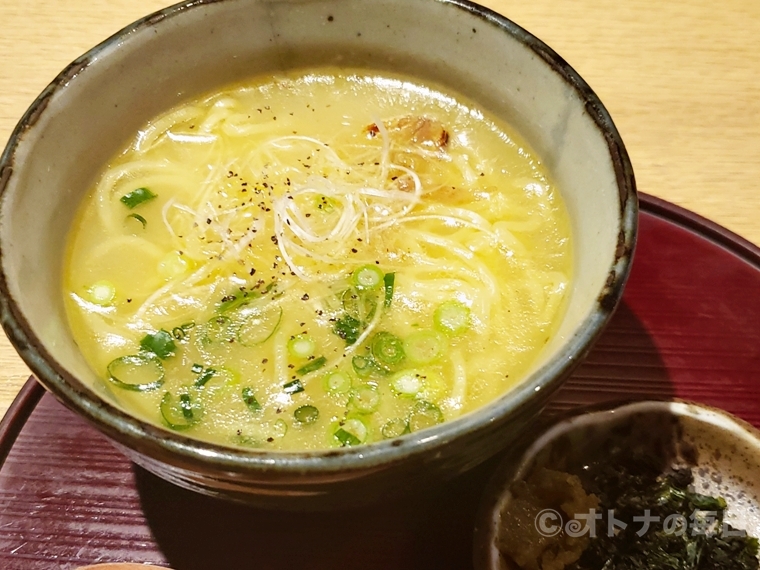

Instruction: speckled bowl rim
[473,399,760,570]
[0,0,637,475]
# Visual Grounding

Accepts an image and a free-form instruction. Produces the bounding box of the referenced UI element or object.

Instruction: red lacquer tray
[1,194,759,569]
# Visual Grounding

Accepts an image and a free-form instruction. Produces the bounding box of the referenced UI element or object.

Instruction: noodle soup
[63,69,571,451]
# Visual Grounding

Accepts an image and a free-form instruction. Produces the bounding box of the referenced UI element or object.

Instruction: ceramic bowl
[474,400,760,569]
[0,0,636,509]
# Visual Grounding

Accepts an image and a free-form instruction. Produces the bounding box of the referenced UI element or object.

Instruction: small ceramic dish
[474,400,760,570]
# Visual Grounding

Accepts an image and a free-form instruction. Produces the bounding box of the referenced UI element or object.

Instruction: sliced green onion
[283,379,304,395]
[296,356,327,376]
[107,354,164,391]
[433,300,471,336]
[333,313,362,345]
[294,404,319,424]
[383,272,395,307]
[273,419,288,437]
[242,386,261,412]
[408,401,444,432]
[333,418,369,446]
[179,394,194,420]
[86,280,116,306]
[351,265,384,290]
[288,334,316,359]
[139,329,176,359]
[172,322,195,341]
[323,370,352,394]
[371,331,405,366]
[334,428,360,447]
[390,370,423,398]
[126,213,147,228]
[194,367,216,387]
[160,391,201,430]
[120,187,156,209]
[404,330,446,365]
[191,363,204,374]
[382,418,409,439]
[237,306,283,346]
[352,355,375,378]
[198,366,239,389]
[349,384,380,414]
[203,315,235,343]
[342,287,377,322]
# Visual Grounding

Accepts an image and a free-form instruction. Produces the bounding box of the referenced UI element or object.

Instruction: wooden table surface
[0,0,758,420]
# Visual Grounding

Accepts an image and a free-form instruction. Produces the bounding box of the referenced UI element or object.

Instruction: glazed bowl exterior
[474,400,760,570]
[0,0,636,509]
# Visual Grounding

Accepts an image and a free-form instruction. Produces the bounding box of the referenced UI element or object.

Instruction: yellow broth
[63,69,572,450]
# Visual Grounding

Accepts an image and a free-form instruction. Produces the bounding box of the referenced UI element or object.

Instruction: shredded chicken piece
[367,115,450,150]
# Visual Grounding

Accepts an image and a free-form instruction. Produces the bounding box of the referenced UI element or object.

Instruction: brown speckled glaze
[474,400,760,570]
[0,0,635,509]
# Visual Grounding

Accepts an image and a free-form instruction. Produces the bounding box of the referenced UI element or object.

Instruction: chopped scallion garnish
[120,187,156,209]
[107,354,164,391]
[86,280,116,306]
[179,393,194,420]
[341,287,378,321]
[323,370,352,394]
[283,379,305,395]
[351,265,384,290]
[172,322,195,341]
[288,334,316,359]
[242,386,261,412]
[237,306,283,346]
[191,363,204,374]
[139,329,176,359]
[334,428,360,447]
[381,418,409,439]
[202,315,234,344]
[383,272,395,307]
[408,401,444,432]
[194,367,216,387]
[351,355,374,378]
[404,330,446,365]
[296,356,327,376]
[273,419,288,437]
[160,391,201,430]
[390,370,423,398]
[294,404,319,424]
[126,213,147,228]
[333,313,362,345]
[349,384,380,413]
[333,417,369,446]
[433,300,471,336]
[371,331,405,366]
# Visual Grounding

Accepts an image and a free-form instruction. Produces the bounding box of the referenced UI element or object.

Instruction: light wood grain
[0,0,758,420]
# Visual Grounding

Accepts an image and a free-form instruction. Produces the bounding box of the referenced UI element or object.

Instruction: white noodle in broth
[63,69,572,451]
